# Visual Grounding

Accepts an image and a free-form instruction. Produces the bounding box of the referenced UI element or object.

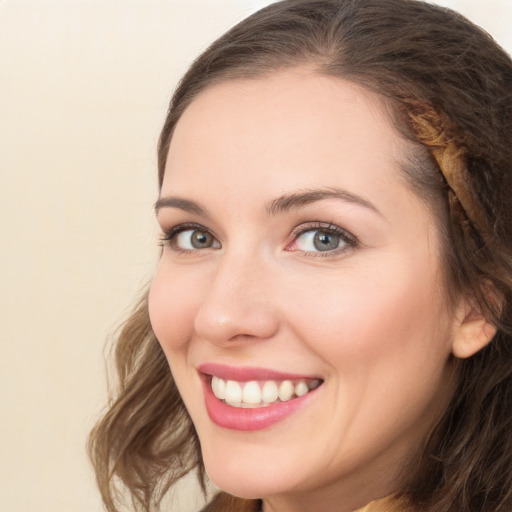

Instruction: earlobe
[451,295,498,359]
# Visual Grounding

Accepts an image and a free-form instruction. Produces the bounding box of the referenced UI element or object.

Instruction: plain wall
[1,1,511,511]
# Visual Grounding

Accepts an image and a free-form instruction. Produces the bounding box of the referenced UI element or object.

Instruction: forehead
[163,68,412,210]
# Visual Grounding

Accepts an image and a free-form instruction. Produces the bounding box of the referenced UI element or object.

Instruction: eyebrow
[155,187,382,218]
[154,196,209,216]
[265,187,382,217]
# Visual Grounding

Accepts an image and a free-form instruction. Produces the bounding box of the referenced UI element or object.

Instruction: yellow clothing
[354,494,412,512]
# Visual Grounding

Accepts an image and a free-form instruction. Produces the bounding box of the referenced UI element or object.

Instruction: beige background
[1,1,511,511]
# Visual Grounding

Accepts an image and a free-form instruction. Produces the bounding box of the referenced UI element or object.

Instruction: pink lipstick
[199,363,323,431]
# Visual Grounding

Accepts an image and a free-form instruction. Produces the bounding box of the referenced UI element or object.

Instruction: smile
[211,376,321,408]
[199,364,324,431]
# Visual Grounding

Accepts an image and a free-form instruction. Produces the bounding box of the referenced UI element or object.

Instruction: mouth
[198,364,324,431]
[210,375,322,408]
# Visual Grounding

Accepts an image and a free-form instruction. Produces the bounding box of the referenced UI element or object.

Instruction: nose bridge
[194,248,279,345]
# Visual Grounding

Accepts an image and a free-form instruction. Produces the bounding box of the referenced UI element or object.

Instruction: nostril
[194,301,280,347]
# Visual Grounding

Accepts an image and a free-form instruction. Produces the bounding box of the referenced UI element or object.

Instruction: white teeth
[211,376,321,407]
[242,381,262,404]
[211,376,226,399]
[262,381,279,403]
[224,380,242,404]
[278,380,294,401]
[295,381,309,397]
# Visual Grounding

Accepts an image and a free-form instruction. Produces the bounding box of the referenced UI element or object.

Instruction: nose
[193,252,280,347]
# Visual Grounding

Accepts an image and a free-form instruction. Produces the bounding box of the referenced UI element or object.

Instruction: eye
[161,225,221,251]
[176,229,218,250]
[287,223,357,256]
[295,230,344,252]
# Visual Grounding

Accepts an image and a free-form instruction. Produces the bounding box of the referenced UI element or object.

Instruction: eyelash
[288,222,357,258]
[159,221,358,258]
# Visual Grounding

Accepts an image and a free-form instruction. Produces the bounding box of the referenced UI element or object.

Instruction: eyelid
[290,222,356,242]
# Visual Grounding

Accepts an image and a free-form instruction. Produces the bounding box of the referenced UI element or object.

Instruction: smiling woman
[151,72,460,509]
[88,1,512,511]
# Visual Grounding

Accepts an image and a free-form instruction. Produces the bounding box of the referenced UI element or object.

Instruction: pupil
[314,232,339,251]
[192,231,211,248]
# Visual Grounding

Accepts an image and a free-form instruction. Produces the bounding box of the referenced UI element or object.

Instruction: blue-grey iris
[314,232,340,251]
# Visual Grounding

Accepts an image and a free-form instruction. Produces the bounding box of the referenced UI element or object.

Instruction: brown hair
[89,1,512,510]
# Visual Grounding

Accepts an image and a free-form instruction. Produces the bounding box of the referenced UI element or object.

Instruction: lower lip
[201,376,320,431]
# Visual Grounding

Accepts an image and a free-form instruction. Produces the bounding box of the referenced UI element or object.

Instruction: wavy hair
[89,1,512,510]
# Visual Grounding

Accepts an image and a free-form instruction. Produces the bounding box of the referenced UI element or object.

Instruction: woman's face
[149,69,459,510]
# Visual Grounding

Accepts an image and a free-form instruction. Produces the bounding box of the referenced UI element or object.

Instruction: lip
[198,362,320,382]
[198,364,323,431]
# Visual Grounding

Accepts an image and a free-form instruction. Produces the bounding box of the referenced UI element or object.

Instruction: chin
[201,441,298,500]
[206,468,284,500]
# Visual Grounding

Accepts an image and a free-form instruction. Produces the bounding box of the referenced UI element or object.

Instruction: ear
[451,291,498,359]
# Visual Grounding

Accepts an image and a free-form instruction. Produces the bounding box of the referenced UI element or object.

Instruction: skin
[149,68,467,512]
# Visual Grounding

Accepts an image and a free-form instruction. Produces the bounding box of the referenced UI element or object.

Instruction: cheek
[148,262,206,420]
[284,258,453,383]
[148,261,200,353]
[282,260,455,462]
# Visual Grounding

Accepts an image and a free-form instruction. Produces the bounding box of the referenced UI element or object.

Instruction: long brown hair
[89,1,512,510]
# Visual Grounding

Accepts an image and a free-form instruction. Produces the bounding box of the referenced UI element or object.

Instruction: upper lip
[198,362,321,382]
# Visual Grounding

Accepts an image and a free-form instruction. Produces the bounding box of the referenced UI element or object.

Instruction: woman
[89,0,512,511]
